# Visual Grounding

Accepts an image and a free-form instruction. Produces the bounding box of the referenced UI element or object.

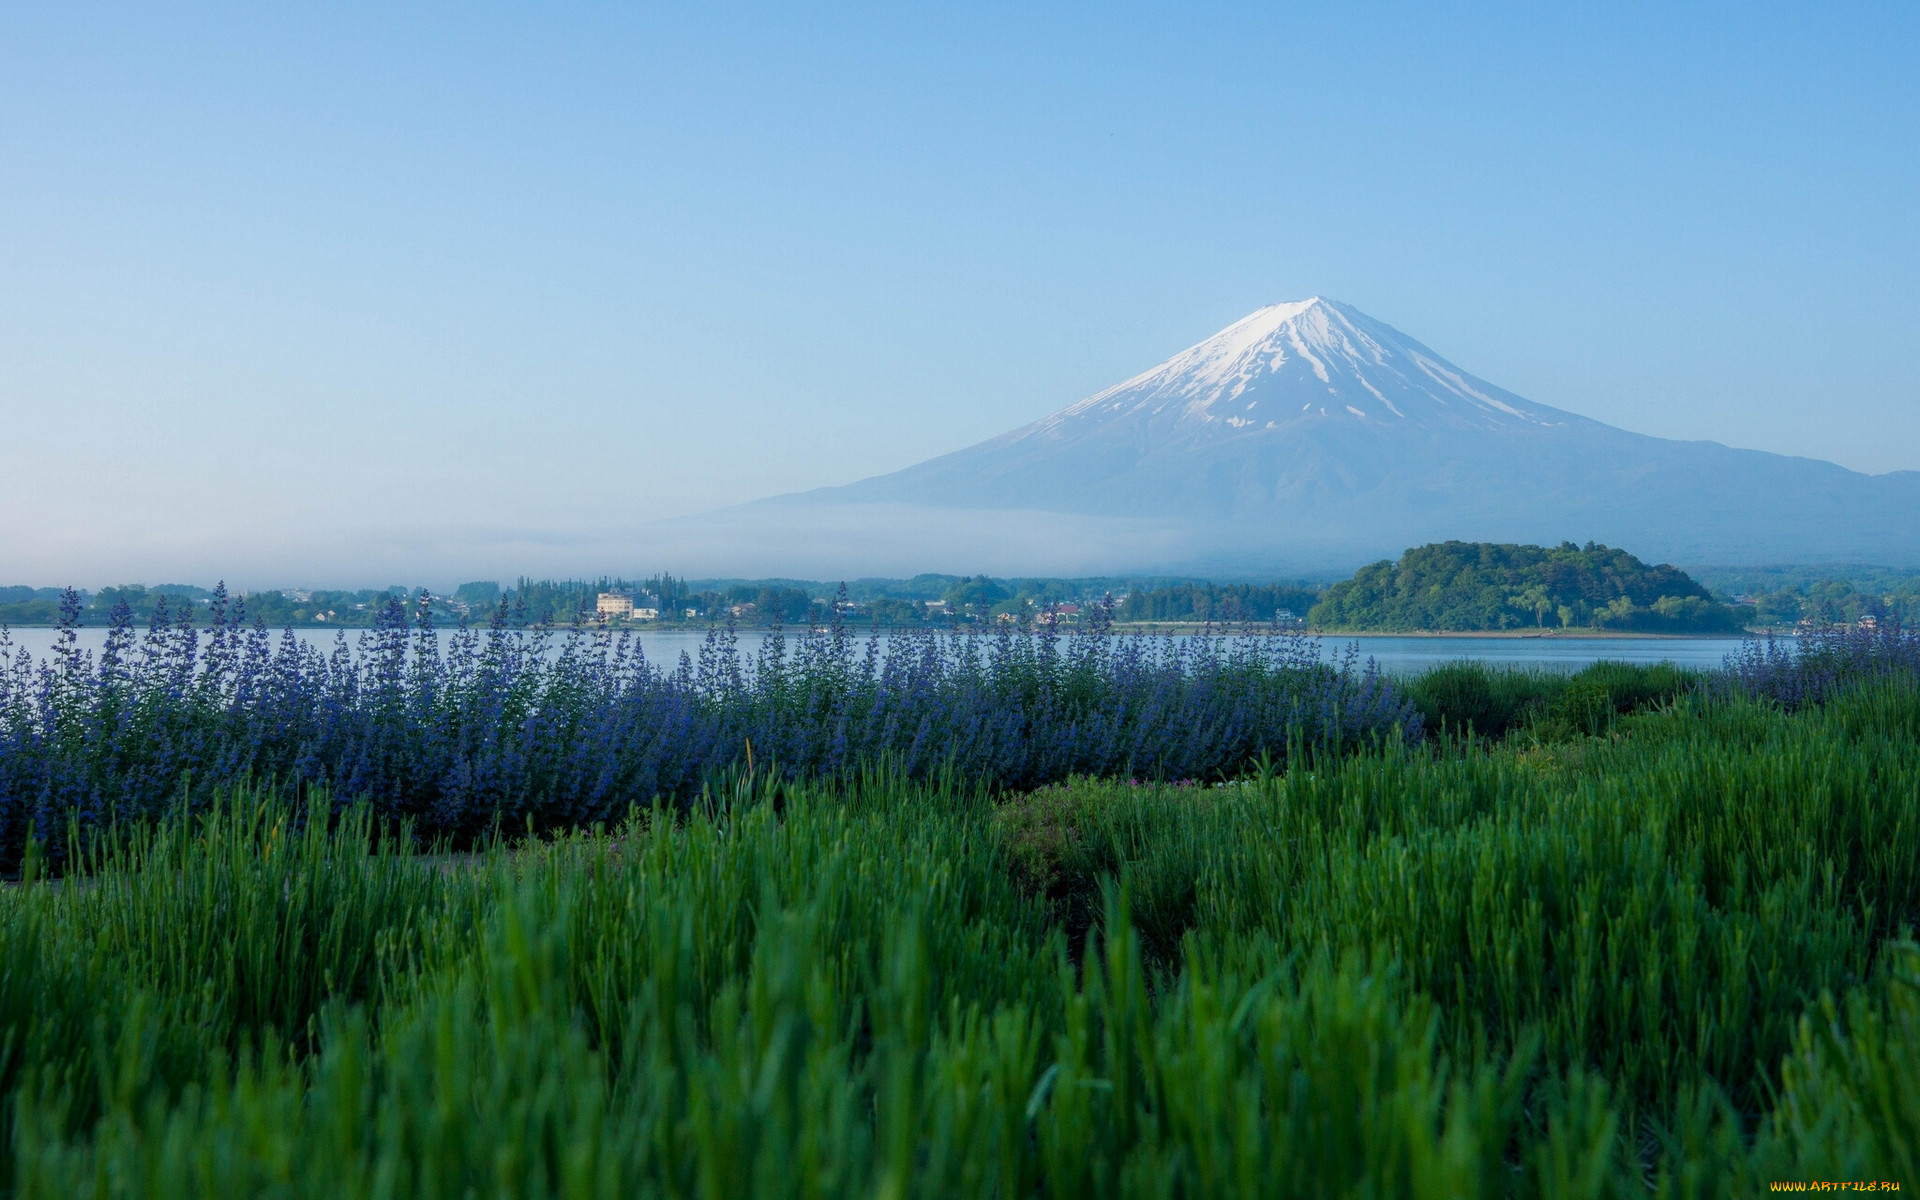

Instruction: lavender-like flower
[0,602,1426,868]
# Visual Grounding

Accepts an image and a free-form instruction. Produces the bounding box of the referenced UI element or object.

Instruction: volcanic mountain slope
[826,298,1612,516]
[760,297,1920,569]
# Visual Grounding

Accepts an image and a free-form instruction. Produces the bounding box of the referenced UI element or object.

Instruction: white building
[597,593,661,621]
[596,593,635,619]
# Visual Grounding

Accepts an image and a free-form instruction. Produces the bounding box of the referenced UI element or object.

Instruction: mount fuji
[652,299,1920,575]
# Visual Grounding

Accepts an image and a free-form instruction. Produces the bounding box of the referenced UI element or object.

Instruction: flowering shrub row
[1722,618,1920,711]
[0,587,1420,867]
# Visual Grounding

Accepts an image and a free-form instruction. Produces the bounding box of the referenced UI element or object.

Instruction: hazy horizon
[4,4,1916,584]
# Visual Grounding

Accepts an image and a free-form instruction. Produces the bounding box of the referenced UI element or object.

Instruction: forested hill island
[1309,542,1748,633]
[5,542,1918,634]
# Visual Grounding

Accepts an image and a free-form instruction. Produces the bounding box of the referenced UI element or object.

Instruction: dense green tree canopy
[1308,541,1750,632]
[1116,582,1319,624]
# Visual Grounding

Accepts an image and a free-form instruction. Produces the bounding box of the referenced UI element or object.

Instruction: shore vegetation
[3,606,1920,1190]
[0,621,1915,1193]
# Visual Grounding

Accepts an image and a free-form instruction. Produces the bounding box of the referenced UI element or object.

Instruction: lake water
[0,624,1755,677]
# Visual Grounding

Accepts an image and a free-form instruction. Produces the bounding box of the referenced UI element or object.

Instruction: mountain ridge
[652,299,1920,575]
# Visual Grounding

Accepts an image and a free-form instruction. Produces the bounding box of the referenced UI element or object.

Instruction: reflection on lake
[0,624,1755,677]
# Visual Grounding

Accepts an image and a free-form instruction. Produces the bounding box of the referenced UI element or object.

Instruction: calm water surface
[0,625,1754,677]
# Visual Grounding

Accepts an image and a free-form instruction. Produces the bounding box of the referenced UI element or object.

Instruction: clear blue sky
[3,3,1916,585]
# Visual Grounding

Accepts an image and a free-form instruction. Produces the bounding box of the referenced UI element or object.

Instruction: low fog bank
[9,495,1920,593]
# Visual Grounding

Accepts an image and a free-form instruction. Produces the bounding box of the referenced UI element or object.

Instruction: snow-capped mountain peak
[759,295,1920,571]
[1025,297,1570,441]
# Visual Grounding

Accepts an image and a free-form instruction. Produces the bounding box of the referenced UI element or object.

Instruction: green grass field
[1,667,1916,1196]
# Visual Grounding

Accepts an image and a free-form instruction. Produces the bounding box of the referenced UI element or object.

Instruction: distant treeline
[466,575,1329,628]
[0,584,216,629]
[1,574,1259,629]
[0,587,84,626]
[12,550,1917,633]
[1310,541,1751,633]
[1692,565,1920,628]
[1114,582,1320,624]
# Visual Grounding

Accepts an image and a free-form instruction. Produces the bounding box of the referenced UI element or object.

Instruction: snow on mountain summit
[755,295,1920,569]
[1024,297,1574,442]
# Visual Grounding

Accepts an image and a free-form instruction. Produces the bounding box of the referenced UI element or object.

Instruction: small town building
[596,593,662,621]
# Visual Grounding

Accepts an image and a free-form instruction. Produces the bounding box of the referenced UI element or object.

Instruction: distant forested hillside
[1309,542,1751,632]
[1691,565,1920,629]
[1116,582,1320,624]
[0,586,84,626]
